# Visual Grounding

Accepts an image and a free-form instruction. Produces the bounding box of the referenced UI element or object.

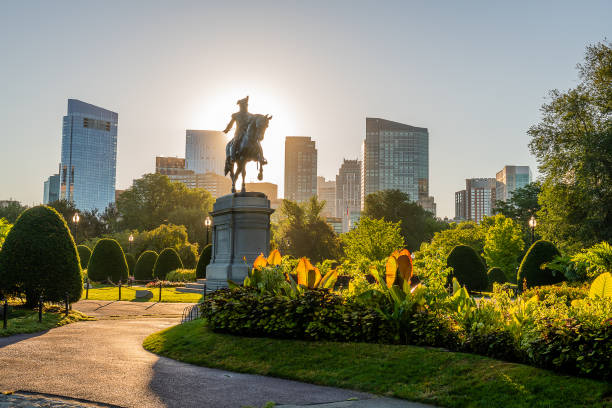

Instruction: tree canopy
[482,214,525,282]
[340,216,404,263]
[0,201,27,223]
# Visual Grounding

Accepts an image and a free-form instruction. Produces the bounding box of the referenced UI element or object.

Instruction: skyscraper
[455,178,497,223]
[317,176,336,218]
[43,174,60,204]
[284,136,317,203]
[496,165,532,202]
[155,156,196,188]
[336,159,361,232]
[185,130,227,175]
[361,118,434,211]
[59,99,118,211]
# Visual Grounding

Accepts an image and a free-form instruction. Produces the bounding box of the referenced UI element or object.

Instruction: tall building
[317,176,336,218]
[361,118,435,212]
[496,165,532,202]
[195,172,232,198]
[43,174,60,204]
[185,130,227,175]
[59,99,118,211]
[284,136,317,203]
[155,156,196,188]
[246,182,281,209]
[335,159,361,232]
[455,178,497,223]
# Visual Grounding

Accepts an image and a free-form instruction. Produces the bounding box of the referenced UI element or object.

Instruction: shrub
[166,268,196,282]
[77,245,92,269]
[154,248,183,280]
[0,206,82,307]
[177,244,199,269]
[196,244,212,279]
[125,253,136,276]
[522,282,588,303]
[446,245,488,291]
[517,240,564,289]
[134,250,158,281]
[487,267,507,287]
[88,238,129,283]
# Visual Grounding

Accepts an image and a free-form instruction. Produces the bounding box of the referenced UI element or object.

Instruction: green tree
[340,217,404,263]
[363,189,448,251]
[0,201,27,223]
[274,197,341,263]
[528,41,612,252]
[494,182,541,242]
[0,218,12,250]
[482,214,525,282]
[47,200,107,244]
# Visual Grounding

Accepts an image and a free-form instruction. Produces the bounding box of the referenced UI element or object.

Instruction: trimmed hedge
[446,245,488,291]
[517,240,564,289]
[0,205,82,307]
[88,238,129,283]
[178,244,198,269]
[125,253,136,277]
[487,267,507,287]
[196,244,212,279]
[77,245,92,269]
[134,250,158,281]
[153,248,183,280]
[166,269,196,282]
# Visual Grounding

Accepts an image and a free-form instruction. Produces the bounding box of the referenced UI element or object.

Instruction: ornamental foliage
[517,240,564,289]
[134,250,158,281]
[154,248,183,280]
[446,245,488,292]
[195,244,212,279]
[88,238,129,283]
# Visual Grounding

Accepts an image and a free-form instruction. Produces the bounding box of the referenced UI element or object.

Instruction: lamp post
[72,213,80,243]
[528,216,537,245]
[205,216,211,246]
[128,233,134,253]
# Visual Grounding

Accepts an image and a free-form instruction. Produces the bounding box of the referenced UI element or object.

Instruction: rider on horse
[223,96,267,165]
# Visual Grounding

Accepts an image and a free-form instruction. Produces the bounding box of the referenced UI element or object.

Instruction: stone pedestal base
[206,192,274,290]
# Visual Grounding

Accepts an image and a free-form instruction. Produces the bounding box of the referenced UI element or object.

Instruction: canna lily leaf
[589,272,612,299]
[398,249,411,258]
[320,269,338,289]
[396,254,413,283]
[253,253,268,269]
[267,249,282,266]
[385,256,398,288]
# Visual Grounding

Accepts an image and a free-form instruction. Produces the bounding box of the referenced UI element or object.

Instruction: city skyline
[1,2,610,217]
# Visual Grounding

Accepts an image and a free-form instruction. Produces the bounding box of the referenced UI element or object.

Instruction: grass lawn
[0,305,92,337]
[143,319,612,408]
[81,286,202,303]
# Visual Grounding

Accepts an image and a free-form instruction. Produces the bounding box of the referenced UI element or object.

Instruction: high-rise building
[284,136,317,203]
[155,156,196,188]
[455,178,497,223]
[43,174,60,204]
[496,165,532,202]
[185,130,227,175]
[195,172,232,198]
[335,159,361,232]
[317,176,336,218]
[245,182,278,200]
[361,118,434,212]
[59,99,118,211]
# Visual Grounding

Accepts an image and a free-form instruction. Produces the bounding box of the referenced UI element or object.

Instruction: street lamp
[528,216,537,245]
[128,233,134,253]
[72,213,80,243]
[205,216,212,246]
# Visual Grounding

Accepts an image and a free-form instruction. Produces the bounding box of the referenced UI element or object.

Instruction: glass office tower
[59,99,118,211]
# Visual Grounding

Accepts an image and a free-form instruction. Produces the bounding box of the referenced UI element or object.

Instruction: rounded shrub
[196,244,212,279]
[446,245,488,292]
[153,248,183,280]
[487,267,507,287]
[125,253,136,277]
[178,244,198,269]
[77,245,92,269]
[517,240,564,289]
[88,238,129,283]
[134,250,158,281]
[0,205,82,307]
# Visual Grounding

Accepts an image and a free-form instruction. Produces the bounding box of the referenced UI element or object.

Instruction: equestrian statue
[223,96,272,193]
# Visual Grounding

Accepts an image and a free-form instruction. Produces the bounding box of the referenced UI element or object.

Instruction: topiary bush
[134,250,158,281]
[125,253,136,277]
[153,248,183,280]
[88,238,129,283]
[0,205,82,307]
[77,245,92,269]
[487,267,507,288]
[196,244,212,279]
[166,268,196,282]
[446,245,488,292]
[517,240,564,289]
[177,244,199,269]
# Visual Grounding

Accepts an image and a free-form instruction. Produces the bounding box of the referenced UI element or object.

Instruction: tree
[274,197,341,262]
[340,217,404,263]
[154,248,183,280]
[528,41,612,252]
[0,206,82,307]
[0,201,27,223]
[494,182,541,242]
[47,200,107,244]
[446,245,488,292]
[363,190,448,251]
[482,214,525,282]
[88,238,129,283]
[0,218,12,250]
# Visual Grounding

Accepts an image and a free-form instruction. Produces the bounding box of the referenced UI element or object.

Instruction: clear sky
[0,1,610,218]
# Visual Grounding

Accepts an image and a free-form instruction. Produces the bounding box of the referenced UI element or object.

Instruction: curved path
[0,301,433,408]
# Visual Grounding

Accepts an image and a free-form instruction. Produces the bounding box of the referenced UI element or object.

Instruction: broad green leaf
[589,272,612,299]
[320,269,338,289]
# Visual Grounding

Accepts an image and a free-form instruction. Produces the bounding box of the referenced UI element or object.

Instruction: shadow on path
[0,330,50,349]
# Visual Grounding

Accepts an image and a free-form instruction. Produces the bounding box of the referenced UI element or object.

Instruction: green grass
[143,319,612,408]
[0,306,92,337]
[81,286,202,303]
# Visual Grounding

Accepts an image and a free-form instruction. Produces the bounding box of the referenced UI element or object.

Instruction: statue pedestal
[206,192,274,291]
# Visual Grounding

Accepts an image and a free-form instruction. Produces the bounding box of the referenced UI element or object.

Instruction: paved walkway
[0,302,434,408]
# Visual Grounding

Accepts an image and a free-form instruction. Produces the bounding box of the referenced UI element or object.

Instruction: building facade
[155,156,196,188]
[195,172,232,198]
[455,178,497,223]
[245,182,278,200]
[43,174,60,204]
[454,189,467,221]
[284,136,317,203]
[496,165,532,202]
[317,176,336,218]
[335,159,361,232]
[185,130,227,175]
[59,99,118,211]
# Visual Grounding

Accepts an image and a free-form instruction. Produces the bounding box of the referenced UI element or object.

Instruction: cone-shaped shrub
[517,240,564,289]
[487,267,507,287]
[134,250,158,281]
[0,205,82,307]
[446,245,488,292]
[154,248,183,280]
[77,245,92,269]
[125,253,136,277]
[88,238,129,283]
[196,244,212,279]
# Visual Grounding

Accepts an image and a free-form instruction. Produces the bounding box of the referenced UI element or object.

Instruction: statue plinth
[205,192,274,290]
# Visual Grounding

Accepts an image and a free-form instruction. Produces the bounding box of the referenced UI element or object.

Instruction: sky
[0,1,610,218]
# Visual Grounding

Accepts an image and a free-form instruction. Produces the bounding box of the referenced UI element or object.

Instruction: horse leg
[230,163,236,193]
[241,165,247,193]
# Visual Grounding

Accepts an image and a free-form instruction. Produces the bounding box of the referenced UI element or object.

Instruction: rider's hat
[237,96,249,106]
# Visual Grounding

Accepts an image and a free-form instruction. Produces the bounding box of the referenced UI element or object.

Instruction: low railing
[181,304,200,323]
